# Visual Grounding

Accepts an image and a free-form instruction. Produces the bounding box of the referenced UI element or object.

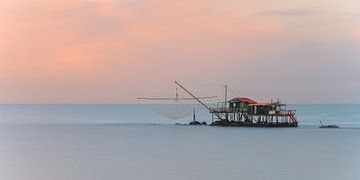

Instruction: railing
[209,107,244,113]
[276,110,296,115]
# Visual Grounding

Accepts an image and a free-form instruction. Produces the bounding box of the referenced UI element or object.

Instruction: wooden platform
[210,120,298,127]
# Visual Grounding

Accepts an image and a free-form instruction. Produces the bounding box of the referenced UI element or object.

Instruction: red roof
[230,97,257,104]
[248,102,273,106]
[248,102,286,106]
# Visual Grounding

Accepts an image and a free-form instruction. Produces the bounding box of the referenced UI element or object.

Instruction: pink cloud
[353,29,360,40]
[4,0,358,103]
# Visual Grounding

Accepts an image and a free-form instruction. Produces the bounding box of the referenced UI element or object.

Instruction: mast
[225,84,228,120]
[225,84,228,107]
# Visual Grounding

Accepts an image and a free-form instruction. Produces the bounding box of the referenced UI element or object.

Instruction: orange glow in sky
[1,0,360,103]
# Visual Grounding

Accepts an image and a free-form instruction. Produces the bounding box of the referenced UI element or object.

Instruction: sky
[0,0,360,104]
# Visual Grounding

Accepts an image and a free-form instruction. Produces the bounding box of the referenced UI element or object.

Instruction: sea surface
[0,104,359,180]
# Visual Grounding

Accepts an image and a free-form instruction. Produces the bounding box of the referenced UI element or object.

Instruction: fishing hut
[175,81,298,127]
[210,100,298,127]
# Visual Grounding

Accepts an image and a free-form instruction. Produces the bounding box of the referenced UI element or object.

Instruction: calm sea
[0,104,359,180]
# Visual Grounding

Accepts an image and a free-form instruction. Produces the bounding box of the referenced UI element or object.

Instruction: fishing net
[137,81,224,120]
[148,104,198,120]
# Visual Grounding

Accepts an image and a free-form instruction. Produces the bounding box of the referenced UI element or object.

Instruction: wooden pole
[175,86,179,102]
[225,84,228,107]
[225,84,228,120]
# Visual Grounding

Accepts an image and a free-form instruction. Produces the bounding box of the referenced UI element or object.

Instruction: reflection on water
[0,124,359,180]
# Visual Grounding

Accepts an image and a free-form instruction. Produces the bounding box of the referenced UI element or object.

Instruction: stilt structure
[175,81,298,128]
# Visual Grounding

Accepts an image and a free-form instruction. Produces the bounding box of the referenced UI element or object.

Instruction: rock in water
[319,125,339,128]
[189,121,201,125]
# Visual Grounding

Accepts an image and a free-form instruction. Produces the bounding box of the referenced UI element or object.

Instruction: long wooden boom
[175,81,223,120]
[137,96,217,101]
